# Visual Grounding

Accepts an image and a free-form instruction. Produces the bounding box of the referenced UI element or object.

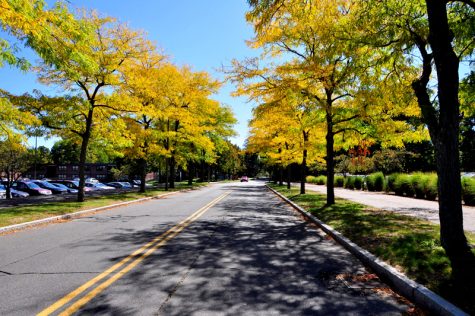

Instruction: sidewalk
[301,183,475,233]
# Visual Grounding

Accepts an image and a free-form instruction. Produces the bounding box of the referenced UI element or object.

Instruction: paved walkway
[302,183,475,233]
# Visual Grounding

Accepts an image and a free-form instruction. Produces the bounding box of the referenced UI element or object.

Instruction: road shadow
[71,183,409,315]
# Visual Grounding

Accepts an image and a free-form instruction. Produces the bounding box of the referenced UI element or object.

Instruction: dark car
[49,182,78,194]
[12,181,52,196]
[32,180,68,194]
[51,180,94,192]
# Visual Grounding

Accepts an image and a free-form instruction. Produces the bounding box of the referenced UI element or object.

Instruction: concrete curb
[0,189,189,235]
[266,185,468,316]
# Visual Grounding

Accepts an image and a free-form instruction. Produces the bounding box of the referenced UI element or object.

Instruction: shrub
[411,173,428,199]
[316,175,327,185]
[354,176,364,190]
[462,177,475,206]
[306,176,317,184]
[345,176,355,190]
[387,173,400,192]
[425,174,438,201]
[334,176,345,187]
[394,174,414,197]
[366,172,385,191]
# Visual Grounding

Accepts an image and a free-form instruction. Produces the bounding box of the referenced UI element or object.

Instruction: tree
[18,13,153,202]
[0,136,31,199]
[237,0,425,203]
[355,0,475,301]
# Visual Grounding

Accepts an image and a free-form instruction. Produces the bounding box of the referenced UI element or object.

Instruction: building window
[72,174,78,179]
[58,166,67,171]
[58,174,66,179]
[96,165,106,171]
[72,166,79,171]
[97,174,106,179]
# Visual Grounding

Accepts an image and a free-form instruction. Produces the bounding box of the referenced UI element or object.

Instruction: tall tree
[355,0,475,299]
[22,13,153,201]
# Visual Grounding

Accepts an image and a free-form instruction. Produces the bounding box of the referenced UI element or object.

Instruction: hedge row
[306,172,475,206]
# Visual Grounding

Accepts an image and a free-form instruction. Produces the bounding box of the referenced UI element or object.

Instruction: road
[0,181,410,315]
[303,183,475,233]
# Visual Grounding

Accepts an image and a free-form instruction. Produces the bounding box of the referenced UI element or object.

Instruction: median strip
[38,191,229,316]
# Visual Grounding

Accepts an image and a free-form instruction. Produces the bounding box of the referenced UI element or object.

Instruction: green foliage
[344,176,355,190]
[411,172,428,199]
[366,172,385,191]
[387,173,400,192]
[425,174,438,201]
[306,175,317,183]
[354,176,364,190]
[462,177,475,206]
[334,175,345,187]
[306,175,326,185]
[316,175,326,185]
[393,174,414,197]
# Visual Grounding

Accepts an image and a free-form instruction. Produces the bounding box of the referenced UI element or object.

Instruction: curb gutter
[0,190,186,235]
[266,185,468,316]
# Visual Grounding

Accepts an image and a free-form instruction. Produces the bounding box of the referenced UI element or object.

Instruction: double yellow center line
[38,192,230,316]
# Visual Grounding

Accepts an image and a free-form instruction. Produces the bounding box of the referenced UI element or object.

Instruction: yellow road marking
[38,192,230,316]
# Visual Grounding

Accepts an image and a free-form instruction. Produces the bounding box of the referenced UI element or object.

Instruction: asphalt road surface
[0,181,410,315]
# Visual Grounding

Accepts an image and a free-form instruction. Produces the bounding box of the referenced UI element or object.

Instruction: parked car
[240,176,249,182]
[107,182,133,189]
[0,184,30,198]
[48,182,78,194]
[85,182,115,190]
[0,187,5,199]
[12,181,52,195]
[51,180,94,192]
[31,180,68,194]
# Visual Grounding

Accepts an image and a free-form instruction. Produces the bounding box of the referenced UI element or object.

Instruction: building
[24,163,116,181]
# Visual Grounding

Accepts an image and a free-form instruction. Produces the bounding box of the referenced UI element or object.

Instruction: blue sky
[0,0,259,148]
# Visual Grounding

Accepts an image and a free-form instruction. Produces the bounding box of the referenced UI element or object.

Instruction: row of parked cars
[0,179,141,199]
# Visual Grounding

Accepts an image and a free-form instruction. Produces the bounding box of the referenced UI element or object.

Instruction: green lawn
[0,182,206,228]
[269,184,475,314]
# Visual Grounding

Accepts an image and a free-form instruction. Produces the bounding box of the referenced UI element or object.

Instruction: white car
[85,182,115,190]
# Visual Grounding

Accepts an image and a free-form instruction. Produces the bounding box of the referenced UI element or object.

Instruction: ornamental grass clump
[462,177,475,206]
[345,176,355,190]
[387,173,400,192]
[354,176,364,190]
[316,175,327,185]
[411,172,428,199]
[424,174,438,201]
[334,176,345,187]
[394,174,414,197]
[306,176,317,184]
[366,172,385,191]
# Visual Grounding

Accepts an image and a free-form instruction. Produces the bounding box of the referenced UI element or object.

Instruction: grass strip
[0,182,207,228]
[269,184,475,314]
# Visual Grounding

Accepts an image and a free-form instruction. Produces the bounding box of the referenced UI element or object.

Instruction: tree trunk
[326,108,335,205]
[165,158,169,191]
[169,156,176,189]
[425,0,475,288]
[139,158,146,193]
[188,162,193,185]
[77,109,93,202]
[287,165,291,189]
[5,169,11,200]
[279,166,284,186]
[300,148,307,194]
